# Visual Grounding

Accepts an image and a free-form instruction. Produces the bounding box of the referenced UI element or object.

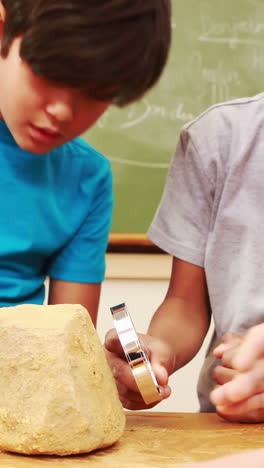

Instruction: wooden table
[0,412,263,467]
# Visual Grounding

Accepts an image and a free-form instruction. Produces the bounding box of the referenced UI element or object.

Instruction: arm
[210,324,264,422]
[105,256,211,409]
[148,256,211,373]
[47,156,113,330]
[48,278,101,327]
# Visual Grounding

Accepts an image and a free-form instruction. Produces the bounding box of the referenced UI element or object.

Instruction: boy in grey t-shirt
[105,93,264,423]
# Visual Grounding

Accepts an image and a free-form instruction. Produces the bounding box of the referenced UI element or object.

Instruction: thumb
[151,362,171,399]
[151,361,169,387]
[142,337,173,387]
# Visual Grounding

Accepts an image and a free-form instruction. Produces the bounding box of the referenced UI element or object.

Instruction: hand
[210,327,264,423]
[104,328,172,410]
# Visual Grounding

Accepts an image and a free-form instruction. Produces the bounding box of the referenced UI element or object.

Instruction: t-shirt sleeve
[47,161,113,283]
[147,128,214,267]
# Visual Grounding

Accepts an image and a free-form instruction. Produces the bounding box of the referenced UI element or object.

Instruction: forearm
[48,279,101,327]
[148,295,210,373]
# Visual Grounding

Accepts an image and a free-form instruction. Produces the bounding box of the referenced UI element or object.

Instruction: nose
[45,88,76,123]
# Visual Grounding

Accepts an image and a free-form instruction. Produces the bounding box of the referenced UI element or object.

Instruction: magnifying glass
[110,302,162,405]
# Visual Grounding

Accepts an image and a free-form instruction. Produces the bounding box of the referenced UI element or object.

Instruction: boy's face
[0,37,110,154]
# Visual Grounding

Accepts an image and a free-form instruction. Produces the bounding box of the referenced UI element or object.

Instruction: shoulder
[182,93,264,147]
[175,93,264,177]
[186,93,264,131]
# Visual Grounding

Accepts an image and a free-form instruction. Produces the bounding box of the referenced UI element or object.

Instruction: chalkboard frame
[107,233,166,254]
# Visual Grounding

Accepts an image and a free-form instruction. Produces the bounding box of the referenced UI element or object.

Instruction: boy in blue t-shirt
[0,0,171,325]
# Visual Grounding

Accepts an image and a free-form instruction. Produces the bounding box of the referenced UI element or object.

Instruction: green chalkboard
[82,0,264,234]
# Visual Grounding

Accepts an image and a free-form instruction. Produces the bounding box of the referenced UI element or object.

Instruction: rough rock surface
[0,304,125,455]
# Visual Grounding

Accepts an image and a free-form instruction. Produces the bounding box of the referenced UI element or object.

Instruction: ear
[0,1,6,41]
[0,1,6,22]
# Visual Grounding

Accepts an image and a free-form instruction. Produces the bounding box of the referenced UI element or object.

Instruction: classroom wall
[97,254,213,413]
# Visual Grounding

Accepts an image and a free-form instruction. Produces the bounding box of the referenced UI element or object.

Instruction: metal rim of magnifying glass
[110,303,162,406]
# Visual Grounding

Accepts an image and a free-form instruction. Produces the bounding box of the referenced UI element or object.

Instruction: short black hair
[1,0,171,106]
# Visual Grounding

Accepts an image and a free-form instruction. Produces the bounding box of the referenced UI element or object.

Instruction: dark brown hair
[1,0,171,106]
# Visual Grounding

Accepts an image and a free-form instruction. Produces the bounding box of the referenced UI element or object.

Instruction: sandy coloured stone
[0,304,125,455]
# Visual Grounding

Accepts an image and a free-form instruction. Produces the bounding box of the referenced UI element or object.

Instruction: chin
[16,137,54,155]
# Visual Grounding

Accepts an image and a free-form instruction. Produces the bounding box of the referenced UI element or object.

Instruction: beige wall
[97,254,213,413]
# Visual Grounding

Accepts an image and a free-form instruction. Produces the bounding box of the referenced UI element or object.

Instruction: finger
[121,395,160,411]
[211,363,264,406]
[215,332,242,352]
[220,345,241,369]
[233,324,264,371]
[216,392,264,423]
[105,332,172,403]
[104,328,125,356]
[117,381,146,403]
[213,365,237,385]
[119,388,152,410]
[214,333,243,358]
[104,347,139,393]
[216,407,264,424]
[213,343,230,359]
[108,354,139,393]
[221,332,243,345]
[213,336,242,366]
[117,381,171,410]
[107,347,171,398]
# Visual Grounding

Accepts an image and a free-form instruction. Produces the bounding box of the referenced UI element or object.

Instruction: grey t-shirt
[148,93,264,411]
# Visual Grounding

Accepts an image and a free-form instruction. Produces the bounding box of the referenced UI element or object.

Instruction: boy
[105,93,264,422]
[0,0,171,325]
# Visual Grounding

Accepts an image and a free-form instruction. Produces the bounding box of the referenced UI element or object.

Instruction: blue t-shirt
[0,120,113,306]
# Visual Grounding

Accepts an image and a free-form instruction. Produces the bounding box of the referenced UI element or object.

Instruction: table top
[0,412,263,467]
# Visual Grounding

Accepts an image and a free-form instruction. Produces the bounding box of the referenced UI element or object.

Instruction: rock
[0,304,125,455]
